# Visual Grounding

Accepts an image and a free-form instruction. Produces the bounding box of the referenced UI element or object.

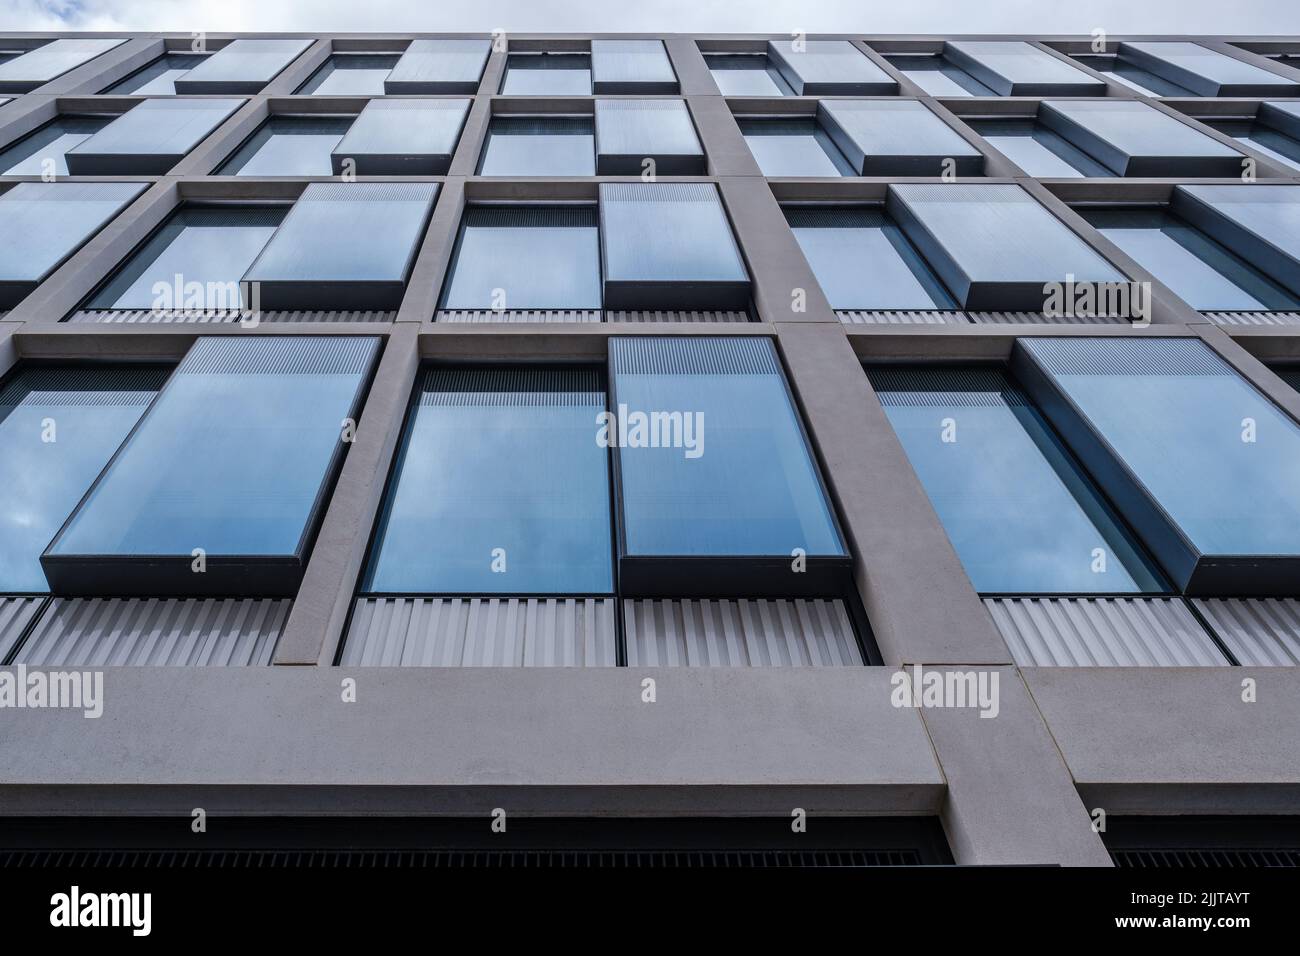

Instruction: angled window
[609,336,847,596]
[330,99,469,175]
[765,40,896,95]
[441,205,601,311]
[0,38,125,93]
[704,54,794,96]
[818,100,982,177]
[738,117,855,177]
[218,115,352,176]
[882,53,994,96]
[64,98,243,175]
[478,116,595,176]
[0,365,169,593]
[942,41,1106,96]
[0,114,113,176]
[103,52,209,94]
[590,40,677,94]
[500,53,592,94]
[1081,207,1298,311]
[384,38,490,94]
[87,205,285,312]
[296,53,399,95]
[869,365,1164,594]
[886,183,1125,311]
[785,206,955,310]
[363,366,613,594]
[968,118,1114,178]
[173,38,312,94]
[1116,42,1300,97]
[599,183,749,310]
[594,99,704,175]
[244,182,438,310]
[1013,337,1300,595]
[0,182,144,308]
[1070,53,1194,97]
[1206,102,1300,172]
[1172,185,1300,301]
[42,336,380,596]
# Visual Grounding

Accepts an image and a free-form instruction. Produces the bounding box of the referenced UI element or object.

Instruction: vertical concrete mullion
[399,178,465,324]
[262,39,330,95]
[274,323,420,665]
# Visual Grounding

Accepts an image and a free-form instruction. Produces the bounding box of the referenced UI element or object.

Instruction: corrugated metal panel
[983,597,1229,667]
[68,310,395,324]
[15,597,288,667]
[436,309,602,324]
[0,597,48,664]
[624,598,864,667]
[1202,311,1300,326]
[605,310,751,323]
[967,311,1131,325]
[341,597,617,667]
[837,310,967,325]
[609,335,778,375]
[1193,598,1300,666]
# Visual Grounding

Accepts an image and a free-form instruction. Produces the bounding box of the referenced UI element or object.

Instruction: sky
[3,0,1300,35]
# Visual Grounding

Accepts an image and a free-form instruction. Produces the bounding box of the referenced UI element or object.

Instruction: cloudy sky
[3,0,1299,34]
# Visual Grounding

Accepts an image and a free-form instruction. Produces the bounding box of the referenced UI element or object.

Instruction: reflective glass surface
[104,53,208,94]
[500,53,592,94]
[704,54,793,95]
[296,54,399,95]
[0,115,112,176]
[478,117,595,176]
[970,119,1112,178]
[218,116,352,176]
[738,118,854,177]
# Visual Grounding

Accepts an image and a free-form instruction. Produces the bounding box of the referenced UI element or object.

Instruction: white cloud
[2,0,1299,34]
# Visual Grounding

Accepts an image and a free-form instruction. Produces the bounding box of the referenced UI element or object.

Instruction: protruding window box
[64,98,243,175]
[590,40,678,94]
[765,39,897,95]
[243,182,438,310]
[1117,41,1300,97]
[818,100,983,177]
[384,38,490,94]
[942,40,1107,96]
[0,38,125,93]
[1171,185,1300,300]
[594,99,704,175]
[41,336,380,597]
[173,38,313,94]
[599,183,749,310]
[330,99,469,175]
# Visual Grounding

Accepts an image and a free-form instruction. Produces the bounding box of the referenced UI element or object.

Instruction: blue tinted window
[0,366,167,592]
[385,39,490,93]
[47,336,378,561]
[364,367,613,594]
[738,118,855,177]
[442,205,601,310]
[1082,207,1298,311]
[1071,54,1194,97]
[610,336,844,558]
[0,38,124,91]
[1020,337,1300,559]
[785,206,954,310]
[1209,119,1300,172]
[104,53,208,94]
[869,365,1163,594]
[0,115,112,176]
[500,53,591,94]
[969,119,1112,178]
[218,116,352,176]
[478,117,595,176]
[704,55,793,95]
[174,38,312,93]
[590,40,676,93]
[883,54,994,96]
[88,206,284,311]
[296,54,399,95]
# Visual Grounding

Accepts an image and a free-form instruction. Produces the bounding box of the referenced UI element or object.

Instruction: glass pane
[296,54,399,95]
[364,367,613,594]
[442,205,601,310]
[819,99,982,175]
[1082,207,1298,311]
[218,116,352,176]
[47,336,379,559]
[175,38,312,91]
[1209,119,1300,172]
[704,54,793,95]
[738,118,854,176]
[1040,100,1241,176]
[0,115,112,176]
[1071,54,1194,97]
[331,99,469,175]
[785,206,955,310]
[765,39,895,94]
[944,40,1105,95]
[1120,41,1300,96]
[883,54,994,96]
[478,117,595,176]
[0,39,124,90]
[1175,185,1300,298]
[500,53,591,95]
[611,336,844,558]
[590,40,676,92]
[594,99,703,174]
[385,38,490,93]
[1021,337,1300,559]
[104,53,208,94]
[88,206,284,311]
[0,182,144,294]
[0,365,168,592]
[970,119,1113,178]
[869,365,1163,594]
[65,98,243,174]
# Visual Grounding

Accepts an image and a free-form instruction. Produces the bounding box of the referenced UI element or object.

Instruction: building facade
[1,30,1300,867]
